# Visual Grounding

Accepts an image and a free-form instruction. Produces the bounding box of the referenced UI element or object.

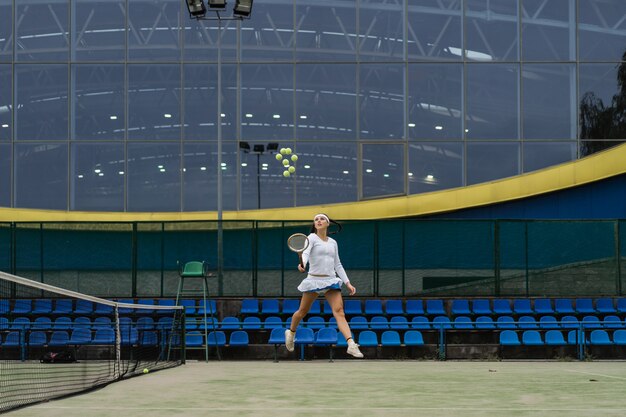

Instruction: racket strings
[288,234,308,251]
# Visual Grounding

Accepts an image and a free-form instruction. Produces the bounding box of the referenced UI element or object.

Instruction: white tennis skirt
[297,276,342,294]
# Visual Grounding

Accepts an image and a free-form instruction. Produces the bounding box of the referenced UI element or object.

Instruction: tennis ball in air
[291,154,298,162]
[143,368,149,374]
[280,148,288,155]
[275,154,283,161]
[285,148,292,155]
[282,159,290,166]
[288,166,296,174]
[283,170,291,177]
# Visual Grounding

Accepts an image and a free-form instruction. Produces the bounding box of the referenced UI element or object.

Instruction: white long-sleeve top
[301,233,350,284]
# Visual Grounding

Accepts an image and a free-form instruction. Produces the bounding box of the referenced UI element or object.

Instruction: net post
[114,304,121,380]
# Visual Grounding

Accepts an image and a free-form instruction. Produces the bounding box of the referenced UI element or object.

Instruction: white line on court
[36,407,626,412]
[564,369,626,381]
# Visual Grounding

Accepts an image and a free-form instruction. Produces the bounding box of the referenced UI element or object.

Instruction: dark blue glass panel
[183,142,238,211]
[242,0,293,62]
[359,64,405,140]
[465,0,518,61]
[359,0,405,62]
[15,64,68,141]
[467,64,519,140]
[408,63,463,139]
[0,0,11,62]
[128,64,181,140]
[579,0,626,61]
[14,143,68,209]
[409,142,463,194]
[0,65,10,141]
[0,144,9,207]
[183,14,237,62]
[295,0,357,62]
[296,63,357,140]
[407,0,462,61]
[15,0,69,61]
[128,0,181,61]
[239,141,294,210]
[466,142,520,185]
[127,143,181,211]
[362,143,405,198]
[295,142,357,206]
[70,143,124,211]
[523,142,576,174]
[183,64,237,141]
[73,0,126,61]
[241,64,293,141]
[522,64,576,140]
[73,65,125,140]
[521,0,575,61]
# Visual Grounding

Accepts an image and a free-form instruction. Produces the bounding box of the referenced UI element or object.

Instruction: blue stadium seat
[613,329,626,345]
[389,316,409,329]
[349,316,368,329]
[207,331,227,346]
[518,316,538,329]
[69,328,91,345]
[410,316,430,330]
[12,299,32,314]
[32,299,52,314]
[0,317,8,330]
[315,328,338,346]
[385,300,404,315]
[32,317,52,330]
[10,317,30,330]
[475,316,496,329]
[616,298,626,314]
[370,316,389,329]
[156,317,174,330]
[496,316,516,329]
[493,299,513,315]
[451,300,471,316]
[336,332,354,347]
[555,299,575,315]
[73,317,91,329]
[522,330,543,345]
[575,298,595,314]
[533,299,554,315]
[426,300,446,316]
[513,299,533,315]
[539,316,559,329]
[48,331,70,347]
[453,316,473,329]
[186,332,204,347]
[582,316,601,329]
[263,316,282,329]
[589,329,612,345]
[197,300,217,316]
[472,299,492,315]
[432,316,452,330]
[344,300,362,315]
[229,331,249,346]
[358,330,378,347]
[404,330,424,346]
[240,299,259,315]
[28,331,47,346]
[306,316,325,330]
[602,315,622,329]
[52,299,73,315]
[136,317,154,330]
[261,299,280,315]
[93,317,112,329]
[268,328,286,345]
[405,300,424,315]
[595,298,616,314]
[364,300,383,315]
[94,302,114,315]
[3,332,21,347]
[179,299,196,315]
[94,328,115,344]
[121,327,139,345]
[282,299,300,315]
[198,317,219,330]
[242,316,262,329]
[309,300,321,315]
[156,299,176,314]
[295,328,315,345]
[545,330,567,345]
[117,299,134,314]
[185,318,200,330]
[322,300,333,315]
[499,330,521,345]
[0,299,8,314]
[560,315,579,329]
[140,331,158,346]
[567,330,582,345]
[74,300,94,315]
[328,317,338,329]
[220,316,241,330]
[53,317,72,330]
[381,330,401,346]
[136,299,155,314]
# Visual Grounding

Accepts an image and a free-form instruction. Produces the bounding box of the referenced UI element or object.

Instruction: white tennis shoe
[285,329,295,352]
[347,341,364,358]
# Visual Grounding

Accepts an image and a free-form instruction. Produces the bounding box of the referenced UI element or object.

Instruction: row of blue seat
[500,329,626,346]
[241,298,626,316]
[0,328,166,347]
[0,299,213,315]
[0,316,175,331]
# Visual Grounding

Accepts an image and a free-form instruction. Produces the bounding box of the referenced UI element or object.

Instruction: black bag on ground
[40,351,76,363]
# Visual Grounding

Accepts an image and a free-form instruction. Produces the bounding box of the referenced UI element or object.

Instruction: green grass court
[6,360,626,417]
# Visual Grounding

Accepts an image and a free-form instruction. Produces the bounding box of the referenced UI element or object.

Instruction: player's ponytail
[309,213,342,235]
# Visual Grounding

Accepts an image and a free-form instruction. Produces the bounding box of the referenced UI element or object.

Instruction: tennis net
[0,271,185,413]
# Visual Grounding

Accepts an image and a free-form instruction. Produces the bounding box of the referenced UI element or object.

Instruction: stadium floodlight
[266,143,279,152]
[253,144,265,153]
[208,0,227,8]
[233,0,253,16]
[186,0,207,17]
[239,141,251,152]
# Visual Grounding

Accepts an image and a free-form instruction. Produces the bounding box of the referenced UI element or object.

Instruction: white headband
[313,214,329,222]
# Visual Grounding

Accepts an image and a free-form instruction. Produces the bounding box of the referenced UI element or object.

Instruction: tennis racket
[287,233,309,270]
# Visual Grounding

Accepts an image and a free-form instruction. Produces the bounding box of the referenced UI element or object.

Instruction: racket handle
[298,252,305,271]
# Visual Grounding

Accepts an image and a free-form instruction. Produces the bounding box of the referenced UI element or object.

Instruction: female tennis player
[285,213,364,358]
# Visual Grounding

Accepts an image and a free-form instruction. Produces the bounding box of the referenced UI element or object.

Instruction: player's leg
[325,290,364,358]
[285,292,318,351]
